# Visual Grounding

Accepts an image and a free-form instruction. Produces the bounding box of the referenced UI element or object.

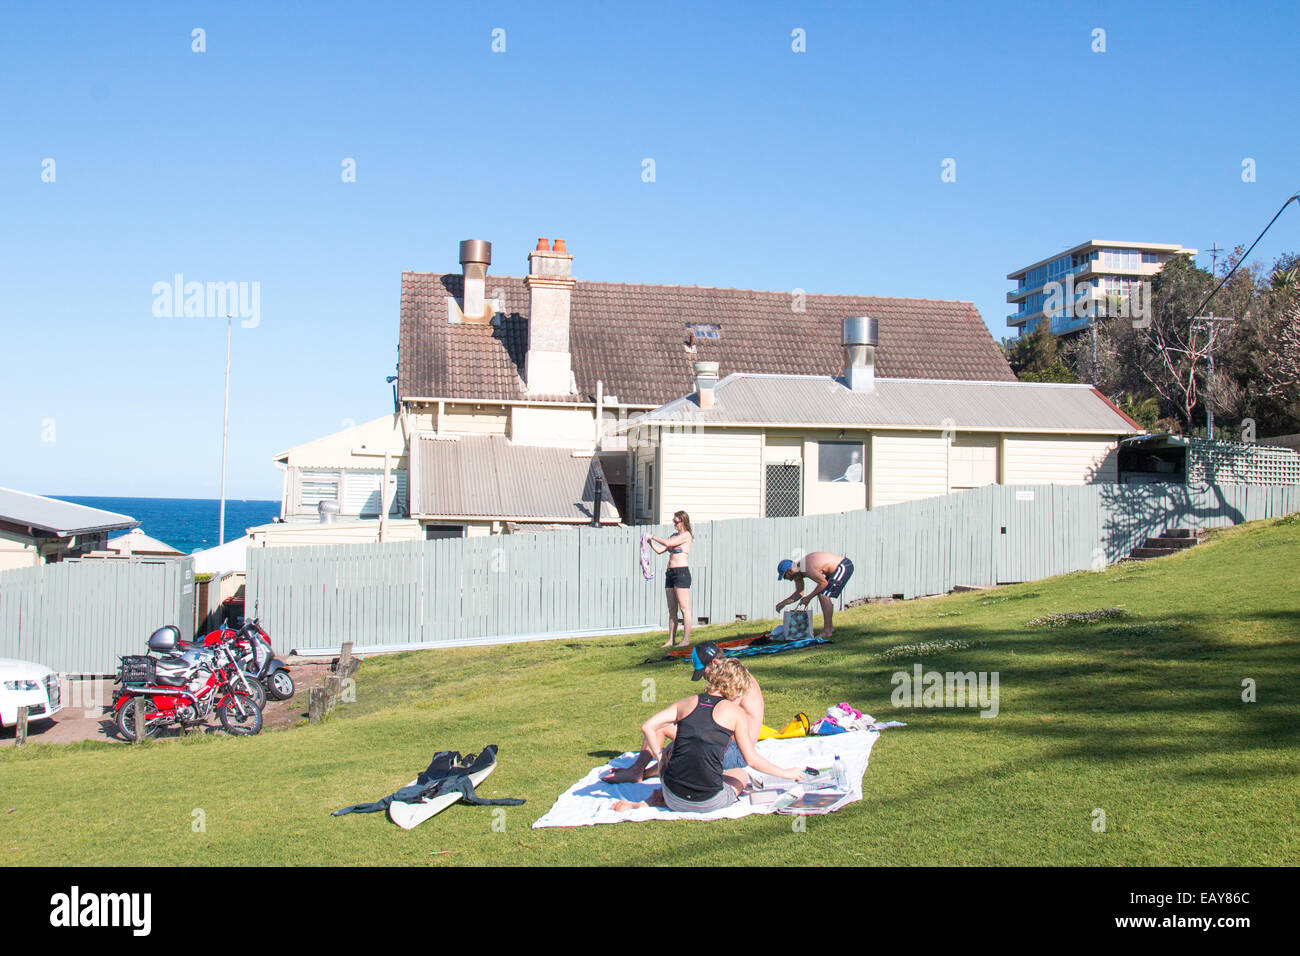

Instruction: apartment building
[1007,240,1196,336]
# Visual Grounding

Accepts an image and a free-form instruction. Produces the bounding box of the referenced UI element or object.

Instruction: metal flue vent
[842,316,878,392]
[458,239,492,322]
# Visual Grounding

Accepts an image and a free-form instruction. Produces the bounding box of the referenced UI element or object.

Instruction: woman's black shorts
[665,567,692,590]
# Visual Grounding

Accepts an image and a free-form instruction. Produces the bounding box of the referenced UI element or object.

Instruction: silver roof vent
[842,316,878,392]
[459,239,492,322]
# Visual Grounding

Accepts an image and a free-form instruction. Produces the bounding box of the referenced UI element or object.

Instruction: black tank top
[662,694,734,801]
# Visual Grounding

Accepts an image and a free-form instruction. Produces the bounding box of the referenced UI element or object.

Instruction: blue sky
[2,1,1297,499]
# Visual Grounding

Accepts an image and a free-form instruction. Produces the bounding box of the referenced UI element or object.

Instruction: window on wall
[818,442,864,483]
[299,471,340,508]
[644,463,655,518]
[765,464,802,517]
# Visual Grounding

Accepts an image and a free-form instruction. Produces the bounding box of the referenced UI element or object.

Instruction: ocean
[52,496,281,555]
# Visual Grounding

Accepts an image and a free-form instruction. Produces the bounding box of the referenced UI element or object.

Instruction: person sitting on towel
[602,642,764,785]
[610,659,803,813]
[776,551,854,639]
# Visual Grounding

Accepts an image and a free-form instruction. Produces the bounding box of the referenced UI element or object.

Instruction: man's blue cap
[777,559,794,579]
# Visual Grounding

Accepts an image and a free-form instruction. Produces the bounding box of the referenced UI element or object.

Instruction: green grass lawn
[3,517,1298,866]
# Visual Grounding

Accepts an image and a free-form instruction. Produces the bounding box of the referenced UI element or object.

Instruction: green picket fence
[245,482,1300,654]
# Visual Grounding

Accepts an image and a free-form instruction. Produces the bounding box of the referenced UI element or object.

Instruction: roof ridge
[721,372,1096,390]
[402,271,976,307]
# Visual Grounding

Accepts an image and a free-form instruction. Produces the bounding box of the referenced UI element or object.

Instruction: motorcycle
[113,626,262,740]
[200,617,294,701]
[157,626,267,711]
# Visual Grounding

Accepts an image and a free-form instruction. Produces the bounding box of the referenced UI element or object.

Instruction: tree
[1122,254,1256,434]
[1002,324,1078,382]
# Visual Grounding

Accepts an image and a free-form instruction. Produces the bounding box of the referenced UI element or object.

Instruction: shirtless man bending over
[776,551,855,639]
[601,642,764,784]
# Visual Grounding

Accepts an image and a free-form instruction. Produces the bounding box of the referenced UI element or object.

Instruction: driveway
[0,660,334,745]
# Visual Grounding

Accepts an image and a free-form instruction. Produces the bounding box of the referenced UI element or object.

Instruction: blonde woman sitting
[611,659,804,813]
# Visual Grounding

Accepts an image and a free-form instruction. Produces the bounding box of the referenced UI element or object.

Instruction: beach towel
[640,533,655,581]
[663,635,764,658]
[531,732,889,828]
[723,636,829,659]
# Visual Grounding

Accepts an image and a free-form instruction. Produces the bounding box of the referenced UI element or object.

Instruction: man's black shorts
[823,558,854,598]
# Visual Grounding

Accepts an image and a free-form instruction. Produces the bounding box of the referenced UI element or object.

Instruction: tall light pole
[219,314,232,546]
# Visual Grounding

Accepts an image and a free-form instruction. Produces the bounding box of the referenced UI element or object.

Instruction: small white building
[621,365,1143,523]
[0,489,139,571]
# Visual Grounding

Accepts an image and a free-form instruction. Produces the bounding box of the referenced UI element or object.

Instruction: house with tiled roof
[272,237,1018,537]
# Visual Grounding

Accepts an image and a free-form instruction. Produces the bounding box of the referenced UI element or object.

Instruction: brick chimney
[525,238,576,394]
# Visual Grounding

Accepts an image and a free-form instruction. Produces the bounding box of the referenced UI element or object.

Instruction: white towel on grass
[531,731,882,828]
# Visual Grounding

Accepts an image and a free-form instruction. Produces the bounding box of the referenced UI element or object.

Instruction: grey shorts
[661,780,740,813]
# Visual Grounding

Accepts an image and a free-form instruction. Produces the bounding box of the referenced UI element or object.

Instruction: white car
[0,658,63,729]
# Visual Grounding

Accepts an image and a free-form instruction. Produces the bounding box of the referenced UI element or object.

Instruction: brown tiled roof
[399,272,1014,407]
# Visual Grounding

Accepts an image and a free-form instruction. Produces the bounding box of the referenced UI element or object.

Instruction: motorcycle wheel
[218,692,263,736]
[268,670,295,701]
[116,697,164,742]
[238,676,267,710]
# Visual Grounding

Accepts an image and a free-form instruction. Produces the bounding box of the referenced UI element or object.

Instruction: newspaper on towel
[532,732,884,829]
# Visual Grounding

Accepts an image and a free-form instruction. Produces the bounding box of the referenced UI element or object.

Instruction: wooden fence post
[15,705,28,747]
[308,687,327,724]
[134,699,146,743]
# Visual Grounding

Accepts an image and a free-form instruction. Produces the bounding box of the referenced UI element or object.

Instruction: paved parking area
[0,660,334,745]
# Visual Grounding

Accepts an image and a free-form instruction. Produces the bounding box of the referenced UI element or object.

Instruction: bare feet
[611,799,646,812]
[601,765,646,784]
[817,629,834,639]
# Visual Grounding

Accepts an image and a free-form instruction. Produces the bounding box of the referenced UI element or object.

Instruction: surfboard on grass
[388,754,497,830]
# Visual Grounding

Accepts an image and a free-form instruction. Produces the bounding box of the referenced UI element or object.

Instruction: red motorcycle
[199,617,294,701]
[114,627,262,740]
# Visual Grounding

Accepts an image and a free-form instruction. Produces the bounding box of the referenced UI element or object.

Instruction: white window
[299,471,340,508]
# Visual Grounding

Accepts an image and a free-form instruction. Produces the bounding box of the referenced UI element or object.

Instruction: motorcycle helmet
[147,625,181,652]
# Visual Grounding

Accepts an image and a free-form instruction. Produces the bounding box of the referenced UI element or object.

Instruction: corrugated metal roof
[0,488,140,536]
[623,375,1144,434]
[411,437,620,522]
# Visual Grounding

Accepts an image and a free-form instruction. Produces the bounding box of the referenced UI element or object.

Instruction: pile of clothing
[760,702,905,740]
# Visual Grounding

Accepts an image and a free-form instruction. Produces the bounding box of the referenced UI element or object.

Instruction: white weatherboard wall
[659,429,763,523]
[1003,435,1118,484]
[0,529,39,572]
[441,404,508,436]
[510,406,596,449]
[870,431,949,507]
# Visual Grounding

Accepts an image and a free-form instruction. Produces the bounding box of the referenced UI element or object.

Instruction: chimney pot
[553,238,567,253]
[536,238,551,251]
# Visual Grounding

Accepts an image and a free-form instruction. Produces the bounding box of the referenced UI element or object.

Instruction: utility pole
[219,314,232,546]
[1206,243,1224,276]
[1193,315,1234,440]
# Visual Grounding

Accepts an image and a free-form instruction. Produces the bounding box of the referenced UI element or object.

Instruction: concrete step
[1144,536,1198,549]
[1132,546,1181,560]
